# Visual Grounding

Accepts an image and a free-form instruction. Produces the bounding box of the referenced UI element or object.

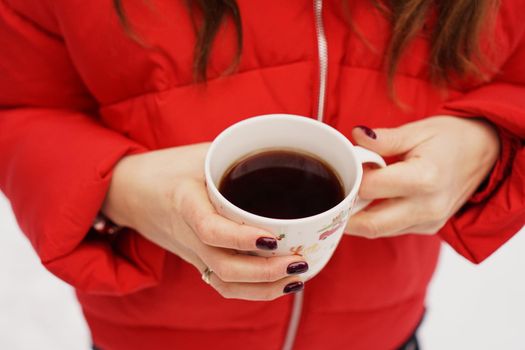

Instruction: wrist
[101,153,143,229]
[469,117,501,171]
[468,124,518,203]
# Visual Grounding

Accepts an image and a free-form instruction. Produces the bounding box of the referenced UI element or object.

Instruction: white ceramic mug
[205,114,385,280]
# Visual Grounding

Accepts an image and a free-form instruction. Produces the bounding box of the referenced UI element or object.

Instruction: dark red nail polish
[287,262,309,275]
[256,237,278,250]
[356,125,377,139]
[284,281,304,294]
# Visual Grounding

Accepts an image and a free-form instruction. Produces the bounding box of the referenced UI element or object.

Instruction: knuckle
[171,181,188,212]
[211,260,231,282]
[417,163,440,194]
[195,216,217,244]
[358,219,381,238]
[261,259,280,282]
[428,220,447,234]
[214,281,233,299]
[230,228,245,250]
[424,200,448,222]
[387,134,404,154]
[175,180,200,216]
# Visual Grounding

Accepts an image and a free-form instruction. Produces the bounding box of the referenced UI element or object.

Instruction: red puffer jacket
[1,1,524,349]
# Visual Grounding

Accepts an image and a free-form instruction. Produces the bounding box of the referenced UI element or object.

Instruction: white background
[1,193,524,349]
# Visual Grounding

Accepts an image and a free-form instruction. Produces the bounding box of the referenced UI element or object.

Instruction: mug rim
[204,114,363,225]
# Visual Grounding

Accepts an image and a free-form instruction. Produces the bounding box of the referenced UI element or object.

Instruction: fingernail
[286,262,309,275]
[256,237,278,250]
[284,281,304,294]
[356,125,377,139]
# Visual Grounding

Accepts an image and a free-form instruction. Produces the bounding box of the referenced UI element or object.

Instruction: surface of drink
[219,150,345,219]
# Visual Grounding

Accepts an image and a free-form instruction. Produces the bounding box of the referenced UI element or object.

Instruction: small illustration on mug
[318,209,349,241]
[290,245,304,255]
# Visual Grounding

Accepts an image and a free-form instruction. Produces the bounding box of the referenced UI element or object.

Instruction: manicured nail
[286,262,309,275]
[356,125,377,139]
[284,281,304,294]
[256,237,278,250]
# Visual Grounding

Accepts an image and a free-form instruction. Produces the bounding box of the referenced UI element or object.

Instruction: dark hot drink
[218,150,344,219]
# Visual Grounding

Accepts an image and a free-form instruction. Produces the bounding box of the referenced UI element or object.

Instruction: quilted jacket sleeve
[435,6,525,263]
[0,1,166,294]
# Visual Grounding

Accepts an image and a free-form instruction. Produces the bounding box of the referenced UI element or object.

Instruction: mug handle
[352,146,387,213]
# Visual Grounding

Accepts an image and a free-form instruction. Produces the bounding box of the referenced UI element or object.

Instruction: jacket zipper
[314,0,328,122]
[282,2,328,350]
[281,290,304,350]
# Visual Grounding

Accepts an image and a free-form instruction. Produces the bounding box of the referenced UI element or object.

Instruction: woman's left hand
[345,116,501,238]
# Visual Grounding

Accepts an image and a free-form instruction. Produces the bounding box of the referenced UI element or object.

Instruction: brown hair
[381,0,497,89]
[113,0,497,87]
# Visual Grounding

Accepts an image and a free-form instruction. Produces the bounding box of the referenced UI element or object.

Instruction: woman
[0,0,523,349]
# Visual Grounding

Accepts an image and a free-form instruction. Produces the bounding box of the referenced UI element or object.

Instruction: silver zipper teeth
[314,0,328,122]
[282,3,327,349]
[281,290,304,350]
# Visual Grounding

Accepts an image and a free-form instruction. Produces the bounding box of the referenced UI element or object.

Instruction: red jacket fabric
[1,1,524,349]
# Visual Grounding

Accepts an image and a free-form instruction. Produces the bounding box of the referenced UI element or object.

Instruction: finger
[177,179,278,251]
[359,157,439,199]
[397,225,438,235]
[352,123,430,157]
[397,220,447,235]
[209,273,304,301]
[345,198,423,238]
[197,245,309,283]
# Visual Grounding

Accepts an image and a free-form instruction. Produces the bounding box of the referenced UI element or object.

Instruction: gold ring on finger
[201,267,213,285]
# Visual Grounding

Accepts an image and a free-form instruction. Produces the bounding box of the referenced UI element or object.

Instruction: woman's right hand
[101,143,307,300]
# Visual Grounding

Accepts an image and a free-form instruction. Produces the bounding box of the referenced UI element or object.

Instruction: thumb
[351,124,424,157]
